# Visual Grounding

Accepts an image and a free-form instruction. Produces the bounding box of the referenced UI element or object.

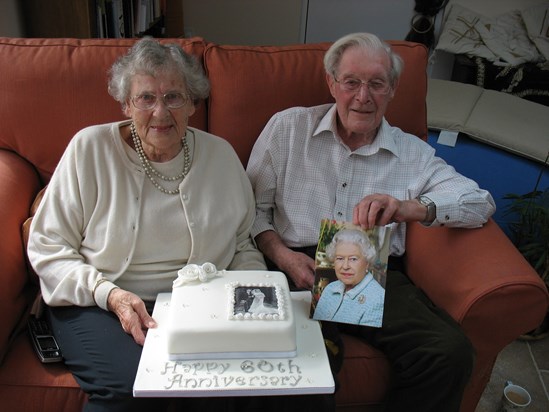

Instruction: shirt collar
[330,272,375,298]
[313,104,400,158]
[313,104,337,137]
[345,273,375,299]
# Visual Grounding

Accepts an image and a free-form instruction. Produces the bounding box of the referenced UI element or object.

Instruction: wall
[0,0,23,36]
[304,0,415,43]
[181,0,417,46]
[182,0,305,45]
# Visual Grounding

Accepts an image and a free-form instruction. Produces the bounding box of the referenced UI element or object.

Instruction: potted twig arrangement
[504,152,549,339]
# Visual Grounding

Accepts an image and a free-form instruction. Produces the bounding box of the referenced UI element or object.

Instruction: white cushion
[521,3,549,61]
[436,4,542,65]
[427,79,549,163]
[436,4,498,61]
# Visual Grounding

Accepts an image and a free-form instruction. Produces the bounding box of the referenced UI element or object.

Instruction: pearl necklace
[130,122,191,195]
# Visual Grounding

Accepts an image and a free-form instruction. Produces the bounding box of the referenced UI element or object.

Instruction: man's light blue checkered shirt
[247,104,495,256]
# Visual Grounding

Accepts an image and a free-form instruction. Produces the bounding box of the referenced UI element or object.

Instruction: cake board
[133,291,335,397]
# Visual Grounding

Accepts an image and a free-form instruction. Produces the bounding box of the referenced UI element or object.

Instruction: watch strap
[417,195,436,224]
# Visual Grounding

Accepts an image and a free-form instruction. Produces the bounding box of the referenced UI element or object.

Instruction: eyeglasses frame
[333,76,392,95]
[130,91,189,111]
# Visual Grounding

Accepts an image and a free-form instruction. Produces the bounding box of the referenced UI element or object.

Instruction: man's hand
[255,230,316,290]
[353,194,427,229]
[277,249,316,290]
[107,288,157,346]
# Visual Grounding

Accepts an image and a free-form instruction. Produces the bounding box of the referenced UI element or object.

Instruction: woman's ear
[123,101,132,118]
[187,102,196,117]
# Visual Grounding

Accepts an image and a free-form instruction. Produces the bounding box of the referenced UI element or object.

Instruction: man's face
[327,47,396,145]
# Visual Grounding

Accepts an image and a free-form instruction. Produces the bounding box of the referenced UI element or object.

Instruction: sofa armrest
[0,149,41,364]
[405,220,549,356]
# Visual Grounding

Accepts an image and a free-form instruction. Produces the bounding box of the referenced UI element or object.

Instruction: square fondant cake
[167,264,297,360]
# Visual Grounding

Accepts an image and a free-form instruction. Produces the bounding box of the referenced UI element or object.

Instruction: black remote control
[27,316,63,363]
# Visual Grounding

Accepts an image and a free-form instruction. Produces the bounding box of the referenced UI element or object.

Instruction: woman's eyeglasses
[131,92,188,110]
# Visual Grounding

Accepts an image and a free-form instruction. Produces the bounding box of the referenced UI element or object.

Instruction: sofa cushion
[336,334,390,405]
[204,42,333,165]
[0,333,86,412]
[0,150,41,365]
[384,41,429,141]
[204,41,428,166]
[0,37,207,183]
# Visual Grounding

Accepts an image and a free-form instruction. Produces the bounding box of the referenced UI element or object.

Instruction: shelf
[21,0,183,39]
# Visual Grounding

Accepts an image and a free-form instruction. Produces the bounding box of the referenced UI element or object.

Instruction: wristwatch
[417,195,436,224]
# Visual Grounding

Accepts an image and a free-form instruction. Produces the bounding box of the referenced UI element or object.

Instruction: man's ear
[326,73,337,99]
[389,78,400,100]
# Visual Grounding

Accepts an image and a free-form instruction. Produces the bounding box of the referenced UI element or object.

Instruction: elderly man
[247,32,495,412]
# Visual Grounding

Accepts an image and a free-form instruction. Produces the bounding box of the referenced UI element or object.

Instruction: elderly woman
[27,37,265,411]
[313,229,385,327]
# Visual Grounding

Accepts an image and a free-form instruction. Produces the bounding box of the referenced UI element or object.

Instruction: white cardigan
[28,121,265,310]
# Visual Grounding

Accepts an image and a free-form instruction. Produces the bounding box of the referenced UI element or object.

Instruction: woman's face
[124,71,195,158]
[333,241,370,290]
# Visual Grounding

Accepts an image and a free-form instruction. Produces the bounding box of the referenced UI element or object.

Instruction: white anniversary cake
[167,263,297,360]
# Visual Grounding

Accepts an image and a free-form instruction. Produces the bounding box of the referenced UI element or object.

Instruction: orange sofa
[0,37,547,412]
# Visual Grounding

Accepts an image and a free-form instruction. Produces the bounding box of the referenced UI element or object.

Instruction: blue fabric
[313,273,384,327]
[427,131,549,237]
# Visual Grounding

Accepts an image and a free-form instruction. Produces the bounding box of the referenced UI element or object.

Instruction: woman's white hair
[325,229,377,263]
[108,37,210,110]
[324,32,404,87]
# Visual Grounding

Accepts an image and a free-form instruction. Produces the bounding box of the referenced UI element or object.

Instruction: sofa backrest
[204,40,428,166]
[0,37,427,181]
[0,37,207,183]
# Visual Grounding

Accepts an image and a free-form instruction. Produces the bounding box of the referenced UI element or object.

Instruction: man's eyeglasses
[334,77,391,95]
[131,92,188,110]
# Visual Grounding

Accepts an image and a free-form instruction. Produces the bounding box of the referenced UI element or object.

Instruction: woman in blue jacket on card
[313,229,385,327]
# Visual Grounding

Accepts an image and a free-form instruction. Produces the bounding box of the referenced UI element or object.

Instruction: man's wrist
[417,195,436,224]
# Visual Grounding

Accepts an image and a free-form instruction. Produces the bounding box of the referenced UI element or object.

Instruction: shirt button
[337,212,343,217]
[445,215,450,221]
[342,183,347,188]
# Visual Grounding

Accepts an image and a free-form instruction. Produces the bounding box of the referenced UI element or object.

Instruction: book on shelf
[95,0,166,38]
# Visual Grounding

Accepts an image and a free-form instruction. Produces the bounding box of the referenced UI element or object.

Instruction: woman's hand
[107,288,157,346]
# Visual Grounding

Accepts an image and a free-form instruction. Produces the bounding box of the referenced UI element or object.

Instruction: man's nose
[355,83,372,101]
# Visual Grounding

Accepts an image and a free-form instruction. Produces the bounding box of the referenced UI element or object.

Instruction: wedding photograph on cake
[311,219,391,328]
[233,286,280,317]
